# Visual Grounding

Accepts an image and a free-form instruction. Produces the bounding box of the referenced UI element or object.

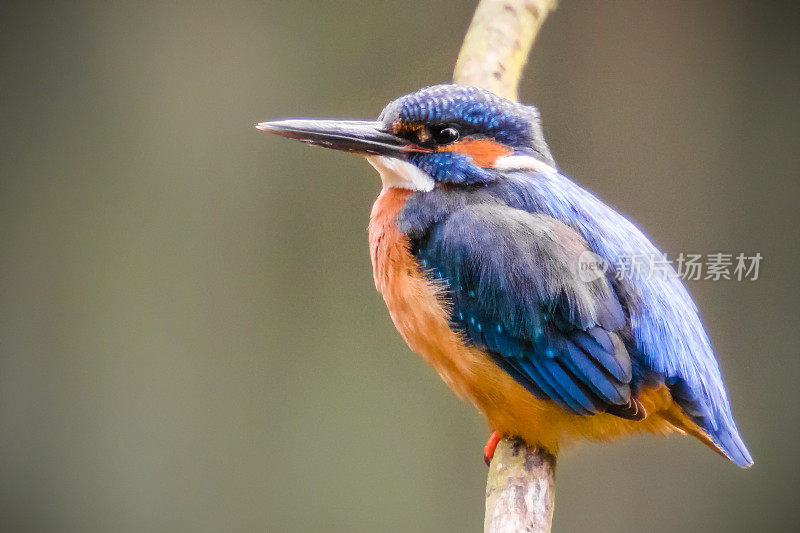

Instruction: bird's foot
[483,431,502,466]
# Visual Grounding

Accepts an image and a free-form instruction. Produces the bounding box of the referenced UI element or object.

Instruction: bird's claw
[483,431,501,466]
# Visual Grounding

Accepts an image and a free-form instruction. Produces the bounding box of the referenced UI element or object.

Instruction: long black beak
[255,119,431,156]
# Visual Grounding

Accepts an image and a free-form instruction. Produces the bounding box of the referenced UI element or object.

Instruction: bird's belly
[367,188,676,451]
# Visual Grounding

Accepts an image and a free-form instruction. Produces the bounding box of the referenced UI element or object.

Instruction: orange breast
[368,188,697,453]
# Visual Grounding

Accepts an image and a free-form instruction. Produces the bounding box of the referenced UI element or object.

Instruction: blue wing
[411,202,644,419]
[402,176,752,467]
[482,170,753,467]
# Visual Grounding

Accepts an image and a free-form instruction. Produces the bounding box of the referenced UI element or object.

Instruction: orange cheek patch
[440,138,512,167]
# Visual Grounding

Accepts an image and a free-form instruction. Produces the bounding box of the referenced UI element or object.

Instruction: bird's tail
[662,408,753,468]
[703,422,753,468]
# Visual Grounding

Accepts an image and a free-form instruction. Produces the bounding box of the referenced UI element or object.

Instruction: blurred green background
[1,1,798,531]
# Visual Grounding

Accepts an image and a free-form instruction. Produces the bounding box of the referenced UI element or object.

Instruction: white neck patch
[494,155,557,174]
[366,155,435,192]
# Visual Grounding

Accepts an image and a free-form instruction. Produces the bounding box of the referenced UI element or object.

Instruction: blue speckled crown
[379,84,555,166]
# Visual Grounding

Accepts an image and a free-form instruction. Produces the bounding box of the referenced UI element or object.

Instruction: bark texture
[483,439,556,533]
[453,0,558,101]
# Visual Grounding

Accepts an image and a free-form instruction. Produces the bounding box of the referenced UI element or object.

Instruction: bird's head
[257,84,556,191]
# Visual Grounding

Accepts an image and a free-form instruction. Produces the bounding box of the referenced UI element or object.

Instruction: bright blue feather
[486,171,752,466]
[409,201,636,419]
[399,173,752,467]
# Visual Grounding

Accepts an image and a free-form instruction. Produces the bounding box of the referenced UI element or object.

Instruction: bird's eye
[432,126,460,145]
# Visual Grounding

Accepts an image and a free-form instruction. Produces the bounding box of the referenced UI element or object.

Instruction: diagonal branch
[454,0,558,102]
[453,1,558,532]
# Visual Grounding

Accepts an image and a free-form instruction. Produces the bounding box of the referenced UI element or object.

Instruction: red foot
[483,431,501,466]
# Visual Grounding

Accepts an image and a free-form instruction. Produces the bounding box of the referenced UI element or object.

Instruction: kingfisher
[257,84,753,468]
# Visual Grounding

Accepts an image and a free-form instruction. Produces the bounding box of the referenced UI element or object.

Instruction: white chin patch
[494,155,557,174]
[366,155,435,192]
